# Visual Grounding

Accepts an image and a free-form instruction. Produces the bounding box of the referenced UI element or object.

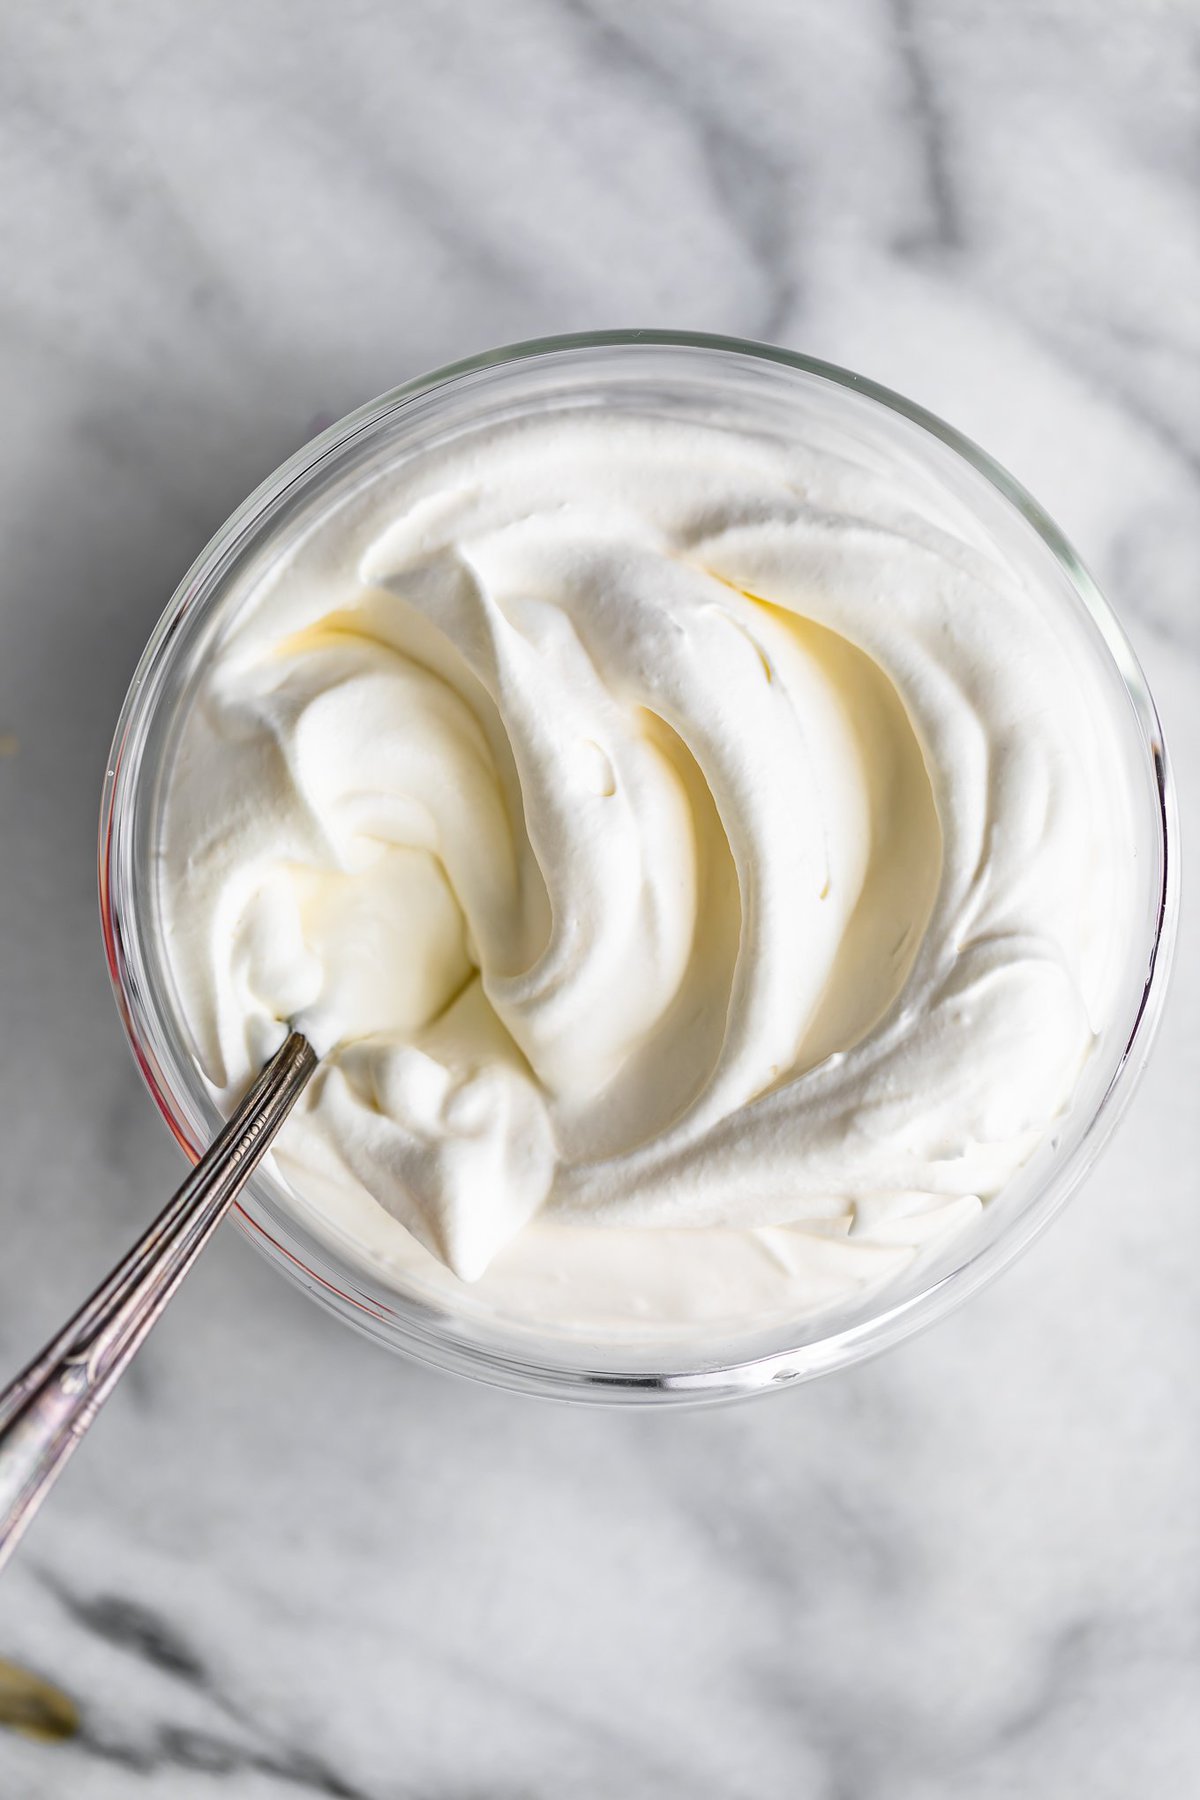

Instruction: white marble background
[0,2,1197,1795]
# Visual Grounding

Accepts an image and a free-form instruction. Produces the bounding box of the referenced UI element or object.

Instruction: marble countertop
[1,2,1196,1794]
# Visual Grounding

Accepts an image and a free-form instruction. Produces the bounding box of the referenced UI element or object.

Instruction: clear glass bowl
[98,331,1178,1403]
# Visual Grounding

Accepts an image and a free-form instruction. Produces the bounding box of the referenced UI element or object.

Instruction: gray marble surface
[0,2,1197,1795]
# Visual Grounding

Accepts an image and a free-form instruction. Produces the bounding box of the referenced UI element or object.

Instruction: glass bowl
[98,331,1178,1404]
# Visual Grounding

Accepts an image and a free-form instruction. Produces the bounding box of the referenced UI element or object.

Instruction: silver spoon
[0,1030,316,1574]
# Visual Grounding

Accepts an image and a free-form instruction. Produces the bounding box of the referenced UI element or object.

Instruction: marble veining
[0,1,1197,1795]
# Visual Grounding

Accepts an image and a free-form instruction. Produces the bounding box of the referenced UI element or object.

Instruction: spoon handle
[0,1031,316,1575]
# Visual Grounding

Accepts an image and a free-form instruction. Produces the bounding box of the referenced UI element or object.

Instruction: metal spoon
[0,1031,316,1574]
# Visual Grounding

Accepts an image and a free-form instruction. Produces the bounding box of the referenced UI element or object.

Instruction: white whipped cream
[159,411,1133,1330]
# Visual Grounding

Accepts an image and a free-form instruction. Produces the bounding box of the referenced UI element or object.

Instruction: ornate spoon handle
[0,1031,316,1574]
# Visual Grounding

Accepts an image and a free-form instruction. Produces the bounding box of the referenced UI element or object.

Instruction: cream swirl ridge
[159,412,1132,1304]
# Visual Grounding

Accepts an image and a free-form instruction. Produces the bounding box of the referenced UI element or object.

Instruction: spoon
[0,1030,316,1574]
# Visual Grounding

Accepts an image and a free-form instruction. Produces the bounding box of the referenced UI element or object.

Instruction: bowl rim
[97,328,1180,1405]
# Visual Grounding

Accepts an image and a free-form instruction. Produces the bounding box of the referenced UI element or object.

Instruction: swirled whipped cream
[159,411,1133,1329]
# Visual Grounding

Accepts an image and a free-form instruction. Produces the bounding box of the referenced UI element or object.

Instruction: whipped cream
[159,411,1134,1330]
